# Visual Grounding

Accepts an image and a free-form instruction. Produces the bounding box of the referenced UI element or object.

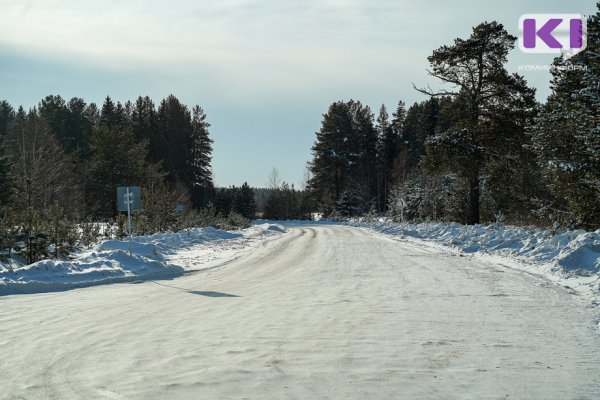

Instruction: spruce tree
[348,100,378,212]
[65,97,93,157]
[264,182,301,220]
[388,98,453,191]
[377,102,403,210]
[0,101,14,206]
[38,95,70,151]
[132,96,158,142]
[234,182,256,220]
[157,95,194,191]
[308,101,354,208]
[308,100,379,215]
[0,137,12,206]
[190,105,214,208]
[214,187,234,217]
[376,104,390,211]
[84,103,100,129]
[100,96,121,129]
[529,6,600,229]
[0,100,15,138]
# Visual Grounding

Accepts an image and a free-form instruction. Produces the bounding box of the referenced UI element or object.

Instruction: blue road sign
[117,186,141,212]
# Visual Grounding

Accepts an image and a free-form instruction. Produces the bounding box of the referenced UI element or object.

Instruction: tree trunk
[467,175,480,225]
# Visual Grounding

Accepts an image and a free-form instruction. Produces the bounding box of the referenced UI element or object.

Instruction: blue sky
[0,0,596,188]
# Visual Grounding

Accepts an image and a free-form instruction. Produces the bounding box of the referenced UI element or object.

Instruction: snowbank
[346,220,600,275]
[0,223,286,295]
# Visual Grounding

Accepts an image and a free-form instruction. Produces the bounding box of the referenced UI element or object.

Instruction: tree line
[307,9,600,230]
[2,10,598,264]
[0,94,256,263]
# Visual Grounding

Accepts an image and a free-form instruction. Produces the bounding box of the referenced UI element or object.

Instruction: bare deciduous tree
[7,108,80,214]
[267,167,281,190]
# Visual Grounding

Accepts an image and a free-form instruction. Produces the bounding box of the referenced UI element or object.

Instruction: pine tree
[138,180,189,233]
[417,21,536,224]
[45,203,77,259]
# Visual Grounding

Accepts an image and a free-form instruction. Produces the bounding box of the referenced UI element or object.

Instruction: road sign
[117,186,141,212]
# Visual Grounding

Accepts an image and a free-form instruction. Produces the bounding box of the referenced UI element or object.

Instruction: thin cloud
[0,0,428,102]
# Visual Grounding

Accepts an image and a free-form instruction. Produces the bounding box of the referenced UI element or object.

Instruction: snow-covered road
[1,225,599,399]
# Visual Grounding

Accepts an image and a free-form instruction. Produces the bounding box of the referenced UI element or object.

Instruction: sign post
[117,186,141,237]
[126,187,132,237]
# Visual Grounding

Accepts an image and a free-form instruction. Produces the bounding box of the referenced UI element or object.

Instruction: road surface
[1,225,599,399]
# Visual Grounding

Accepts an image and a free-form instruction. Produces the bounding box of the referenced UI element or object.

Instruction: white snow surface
[1,224,599,399]
[0,223,286,295]
[345,220,600,272]
[343,218,600,303]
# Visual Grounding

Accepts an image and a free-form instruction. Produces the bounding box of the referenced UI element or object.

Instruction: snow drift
[0,223,286,295]
[346,219,600,275]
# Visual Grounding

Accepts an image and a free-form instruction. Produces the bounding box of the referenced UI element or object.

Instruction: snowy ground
[0,224,599,399]
[0,223,286,295]
[5,218,598,303]
[341,219,600,306]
